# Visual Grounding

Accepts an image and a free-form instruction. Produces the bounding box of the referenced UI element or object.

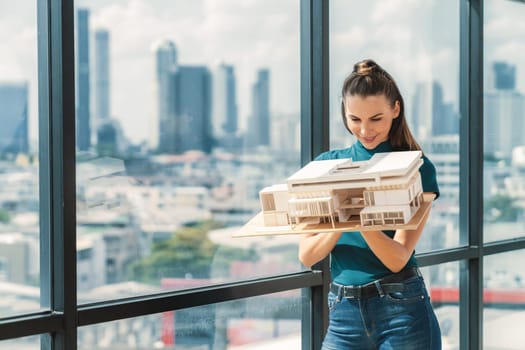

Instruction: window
[483,1,525,347]
[73,1,304,302]
[330,0,461,253]
[0,1,41,318]
[483,0,525,243]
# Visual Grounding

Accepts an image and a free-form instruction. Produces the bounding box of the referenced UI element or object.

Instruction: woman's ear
[393,100,401,119]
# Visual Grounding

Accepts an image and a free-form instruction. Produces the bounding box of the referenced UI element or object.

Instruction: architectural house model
[234,151,436,237]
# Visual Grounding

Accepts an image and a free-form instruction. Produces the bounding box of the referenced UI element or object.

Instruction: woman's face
[343,94,400,150]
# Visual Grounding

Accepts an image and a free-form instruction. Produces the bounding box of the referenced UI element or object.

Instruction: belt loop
[336,284,342,301]
[374,280,384,298]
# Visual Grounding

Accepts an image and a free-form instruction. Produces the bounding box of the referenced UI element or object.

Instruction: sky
[1,0,525,147]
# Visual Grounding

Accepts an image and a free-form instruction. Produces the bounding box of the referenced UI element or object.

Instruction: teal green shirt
[315,140,440,285]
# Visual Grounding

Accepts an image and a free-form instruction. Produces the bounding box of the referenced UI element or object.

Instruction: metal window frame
[300,1,331,349]
[1,1,525,349]
[459,0,484,349]
[38,0,78,348]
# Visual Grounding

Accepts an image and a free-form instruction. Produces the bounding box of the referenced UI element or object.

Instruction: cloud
[371,0,422,23]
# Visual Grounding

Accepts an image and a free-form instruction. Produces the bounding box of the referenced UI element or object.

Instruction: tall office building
[76,8,91,151]
[212,64,238,140]
[0,82,29,155]
[484,91,525,157]
[411,81,458,139]
[484,61,525,157]
[431,82,458,136]
[94,29,110,122]
[169,66,212,154]
[493,61,516,90]
[411,82,432,139]
[248,69,270,147]
[94,29,120,155]
[154,40,178,152]
[96,119,126,156]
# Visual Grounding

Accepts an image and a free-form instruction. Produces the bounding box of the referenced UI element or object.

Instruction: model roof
[287,150,423,191]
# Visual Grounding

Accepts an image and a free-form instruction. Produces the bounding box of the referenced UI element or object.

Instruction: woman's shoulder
[315,146,355,160]
[420,154,437,173]
[420,153,440,198]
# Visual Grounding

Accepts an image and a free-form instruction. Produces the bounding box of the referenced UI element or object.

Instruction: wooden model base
[232,193,435,237]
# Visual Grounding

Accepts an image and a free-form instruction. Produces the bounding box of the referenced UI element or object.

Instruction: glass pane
[0,3,41,317]
[0,335,40,350]
[75,1,302,302]
[421,263,460,349]
[484,251,525,348]
[79,289,305,349]
[329,1,460,251]
[483,0,525,242]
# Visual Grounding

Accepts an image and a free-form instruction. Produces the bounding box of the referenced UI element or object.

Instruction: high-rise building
[484,90,525,157]
[484,61,525,157]
[154,40,177,152]
[431,82,458,136]
[493,61,516,90]
[411,82,432,139]
[0,82,29,155]
[76,8,91,151]
[169,66,212,154]
[96,119,126,156]
[94,29,110,122]
[212,64,238,140]
[249,69,270,147]
[411,81,458,139]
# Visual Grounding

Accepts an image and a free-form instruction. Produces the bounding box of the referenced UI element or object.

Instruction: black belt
[330,267,422,299]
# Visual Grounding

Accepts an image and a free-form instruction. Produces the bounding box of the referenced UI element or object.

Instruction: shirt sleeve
[314,150,335,161]
[420,156,440,199]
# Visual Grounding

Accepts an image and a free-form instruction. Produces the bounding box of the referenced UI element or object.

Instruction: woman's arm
[298,231,343,268]
[359,208,431,273]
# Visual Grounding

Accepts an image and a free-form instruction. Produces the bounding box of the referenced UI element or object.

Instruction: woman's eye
[371,118,382,122]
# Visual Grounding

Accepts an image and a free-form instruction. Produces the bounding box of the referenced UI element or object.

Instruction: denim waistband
[330,267,422,299]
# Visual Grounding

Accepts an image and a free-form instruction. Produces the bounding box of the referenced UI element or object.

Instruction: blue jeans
[321,275,441,350]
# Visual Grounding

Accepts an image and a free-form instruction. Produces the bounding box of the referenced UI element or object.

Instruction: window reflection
[74,1,302,302]
[78,290,305,349]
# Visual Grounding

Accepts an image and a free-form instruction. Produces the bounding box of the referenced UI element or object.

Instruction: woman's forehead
[344,94,390,107]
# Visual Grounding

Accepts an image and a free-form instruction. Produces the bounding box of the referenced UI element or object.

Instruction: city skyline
[0,82,29,155]
[2,0,525,149]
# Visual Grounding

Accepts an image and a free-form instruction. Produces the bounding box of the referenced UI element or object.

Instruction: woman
[299,59,441,349]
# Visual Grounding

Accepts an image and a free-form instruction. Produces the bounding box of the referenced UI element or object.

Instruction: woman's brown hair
[340,59,421,151]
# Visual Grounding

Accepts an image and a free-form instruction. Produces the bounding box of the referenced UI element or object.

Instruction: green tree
[484,194,519,222]
[130,220,258,284]
[0,209,10,223]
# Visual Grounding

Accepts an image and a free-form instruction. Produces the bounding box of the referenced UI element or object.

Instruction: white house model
[253,151,426,234]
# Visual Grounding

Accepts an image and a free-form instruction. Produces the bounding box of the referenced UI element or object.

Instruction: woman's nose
[360,123,371,136]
